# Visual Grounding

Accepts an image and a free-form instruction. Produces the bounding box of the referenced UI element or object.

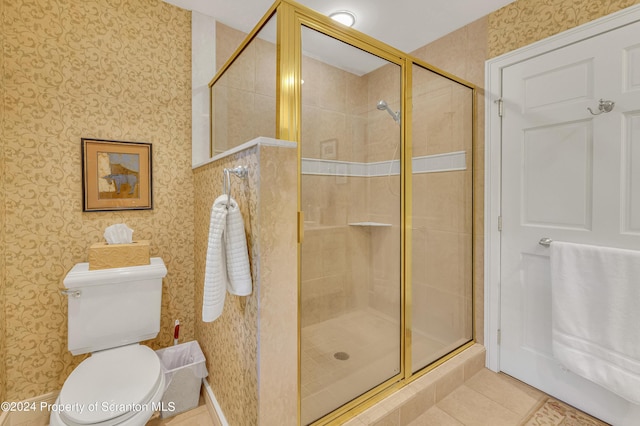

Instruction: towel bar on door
[223,166,248,208]
[539,237,553,247]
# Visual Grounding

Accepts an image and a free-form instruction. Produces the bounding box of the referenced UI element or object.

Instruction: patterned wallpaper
[193,148,260,426]
[0,0,6,405]
[488,0,640,57]
[193,141,298,426]
[1,0,193,400]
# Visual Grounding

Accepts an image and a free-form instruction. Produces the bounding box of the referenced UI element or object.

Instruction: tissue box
[88,240,150,270]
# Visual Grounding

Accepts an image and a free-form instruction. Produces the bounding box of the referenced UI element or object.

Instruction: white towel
[224,196,252,296]
[202,195,229,322]
[550,241,640,404]
[202,195,253,322]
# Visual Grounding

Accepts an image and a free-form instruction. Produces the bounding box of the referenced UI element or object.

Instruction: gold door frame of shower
[207,1,477,424]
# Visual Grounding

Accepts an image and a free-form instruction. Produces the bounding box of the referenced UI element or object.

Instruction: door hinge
[495,98,503,117]
[497,329,501,345]
[498,215,502,232]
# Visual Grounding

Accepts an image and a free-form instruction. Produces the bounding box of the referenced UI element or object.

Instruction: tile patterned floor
[140,332,607,426]
[406,369,608,426]
[10,359,599,426]
[145,369,607,426]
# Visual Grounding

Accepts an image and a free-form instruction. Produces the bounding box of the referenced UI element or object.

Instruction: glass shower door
[410,63,474,372]
[299,26,402,425]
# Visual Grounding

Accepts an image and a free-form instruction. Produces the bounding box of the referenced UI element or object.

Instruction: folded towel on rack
[202,195,229,322]
[550,241,640,404]
[224,195,252,296]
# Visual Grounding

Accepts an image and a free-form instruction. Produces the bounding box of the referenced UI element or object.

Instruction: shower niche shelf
[348,222,392,227]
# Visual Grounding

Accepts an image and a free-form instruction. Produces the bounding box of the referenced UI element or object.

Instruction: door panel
[500,19,640,426]
[522,120,593,229]
[623,111,640,234]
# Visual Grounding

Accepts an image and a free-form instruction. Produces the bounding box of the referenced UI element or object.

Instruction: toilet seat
[52,344,164,426]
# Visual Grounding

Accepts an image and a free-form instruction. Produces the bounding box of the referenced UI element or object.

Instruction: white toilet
[50,258,168,426]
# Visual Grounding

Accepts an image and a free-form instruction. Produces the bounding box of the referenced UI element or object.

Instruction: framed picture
[82,138,153,211]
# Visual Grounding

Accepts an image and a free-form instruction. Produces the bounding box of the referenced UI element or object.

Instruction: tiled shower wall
[300,53,403,326]
[300,41,473,340]
[410,68,473,348]
[212,23,276,154]
[411,17,488,345]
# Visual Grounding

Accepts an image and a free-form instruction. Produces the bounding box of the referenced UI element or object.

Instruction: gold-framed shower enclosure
[208,0,477,424]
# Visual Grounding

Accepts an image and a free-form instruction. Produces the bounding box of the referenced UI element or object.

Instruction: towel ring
[223,169,232,207]
[223,166,249,208]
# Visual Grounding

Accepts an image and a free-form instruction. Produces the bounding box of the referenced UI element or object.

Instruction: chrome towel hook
[587,99,615,115]
[223,165,248,208]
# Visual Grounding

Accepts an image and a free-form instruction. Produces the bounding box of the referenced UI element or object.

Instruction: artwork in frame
[82,138,153,211]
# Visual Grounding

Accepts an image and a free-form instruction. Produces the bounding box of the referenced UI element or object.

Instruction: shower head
[376,100,388,110]
[376,100,400,124]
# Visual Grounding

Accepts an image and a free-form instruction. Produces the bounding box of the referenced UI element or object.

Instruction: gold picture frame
[82,138,153,211]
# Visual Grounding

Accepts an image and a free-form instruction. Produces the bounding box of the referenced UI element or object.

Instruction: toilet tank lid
[63,257,167,289]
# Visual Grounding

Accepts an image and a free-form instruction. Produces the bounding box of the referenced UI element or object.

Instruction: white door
[500,19,640,426]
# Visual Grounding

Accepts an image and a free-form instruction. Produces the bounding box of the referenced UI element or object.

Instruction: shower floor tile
[301,308,450,425]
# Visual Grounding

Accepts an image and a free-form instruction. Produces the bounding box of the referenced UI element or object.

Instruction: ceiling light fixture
[329,10,356,27]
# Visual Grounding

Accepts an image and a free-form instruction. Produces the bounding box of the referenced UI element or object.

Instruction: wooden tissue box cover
[88,240,150,270]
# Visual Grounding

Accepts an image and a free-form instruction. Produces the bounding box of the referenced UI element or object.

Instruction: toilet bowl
[54,259,168,426]
[49,345,165,426]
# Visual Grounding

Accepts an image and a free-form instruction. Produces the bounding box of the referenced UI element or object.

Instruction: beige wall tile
[399,385,436,425]
[371,409,401,426]
[254,94,276,139]
[409,406,464,426]
[212,24,277,154]
[463,350,487,381]
[216,23,246,72]
[435,362,465,402]
[256,145,299,426]
[411,17,486,346]
[255,36,276,97]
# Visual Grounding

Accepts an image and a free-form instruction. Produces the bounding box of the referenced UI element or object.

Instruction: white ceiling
[165,0,515,54]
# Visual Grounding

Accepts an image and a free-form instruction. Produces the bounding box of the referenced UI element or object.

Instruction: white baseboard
[202,379,228,426]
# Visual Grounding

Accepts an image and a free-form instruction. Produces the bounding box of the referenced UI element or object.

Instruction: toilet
[50,258,168,426]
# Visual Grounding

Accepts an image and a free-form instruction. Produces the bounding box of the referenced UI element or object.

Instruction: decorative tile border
[301,151,466,177]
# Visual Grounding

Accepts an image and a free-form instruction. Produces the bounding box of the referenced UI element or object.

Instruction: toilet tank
[63,257,167,355]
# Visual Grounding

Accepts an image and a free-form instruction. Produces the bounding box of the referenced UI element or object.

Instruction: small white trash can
[156,341,208,418]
